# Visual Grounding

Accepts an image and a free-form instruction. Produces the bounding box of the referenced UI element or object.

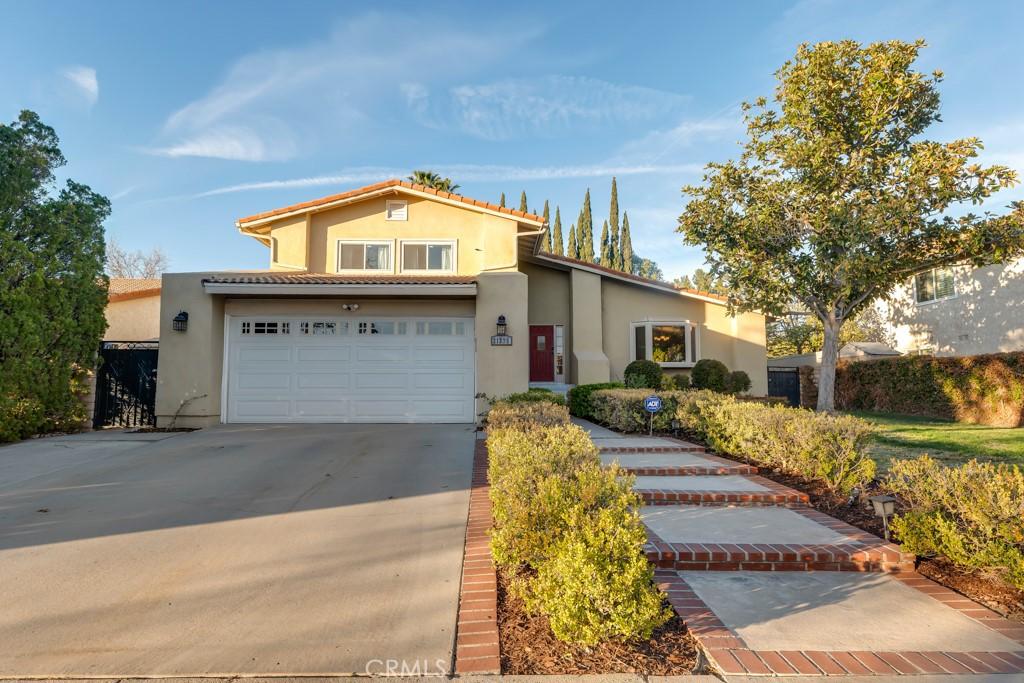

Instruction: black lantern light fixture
[496,315,508,336]
[172,311,189,332]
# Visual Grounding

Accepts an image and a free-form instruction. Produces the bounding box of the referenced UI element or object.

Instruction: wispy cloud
[62,66,98,106]
[150,13,536,161]
[405,76,690,140]
[194,162,705,197]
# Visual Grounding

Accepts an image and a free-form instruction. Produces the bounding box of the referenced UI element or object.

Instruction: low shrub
[725,370,751,394]
[624,360,663,389]
[521,463,670,645]
[487,401,570,431]
[835,352,1024,427]
[886,456,1024,589]
[499,388,566,406]
[488,423,599,566]
[590,388,695,432]
[690,359,729,392]
[567,382,624,419]
[665,373,691,391]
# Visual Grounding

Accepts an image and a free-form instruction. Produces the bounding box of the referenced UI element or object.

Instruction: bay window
[630,321,699,367]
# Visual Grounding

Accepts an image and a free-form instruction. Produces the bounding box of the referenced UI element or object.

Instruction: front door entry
[529,325,555,382]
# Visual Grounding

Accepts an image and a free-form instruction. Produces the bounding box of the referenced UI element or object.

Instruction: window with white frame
[401,240,455,272]
[630,321,698,367]
[914,267,956,304]
[336,241,392,272]
[386,200,408,221]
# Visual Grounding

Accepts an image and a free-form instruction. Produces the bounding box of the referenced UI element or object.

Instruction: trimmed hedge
[487,401,570,430]
[567,382,624,420]
[886,456,1024,589]
[590,389,876,495]
[499,387,567,406]
[691,359,729,392]
[835,352,1024,427]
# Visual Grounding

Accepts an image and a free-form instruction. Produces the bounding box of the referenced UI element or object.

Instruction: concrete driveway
[0,423,475,676]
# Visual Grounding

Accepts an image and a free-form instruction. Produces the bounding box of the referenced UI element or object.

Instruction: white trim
[220,313,231,423]
[236,185,546,230]
[385,199,408,221]
[335,239,394,274]
[202,282,477,296]
[399,239,458,274]
[628,320,700,368]
[528,254,730,307]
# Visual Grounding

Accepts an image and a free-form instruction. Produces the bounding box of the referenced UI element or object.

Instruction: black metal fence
[767,366,801,407]
[93,341,159,428]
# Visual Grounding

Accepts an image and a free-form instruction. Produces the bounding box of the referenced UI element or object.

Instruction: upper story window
[630,321,699,367]
[386,200,408,221]
[401,240,455,273]
[337,240,392,273]
[914,267,955,304]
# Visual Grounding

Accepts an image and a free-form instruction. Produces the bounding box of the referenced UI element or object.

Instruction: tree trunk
[816,314,842,413]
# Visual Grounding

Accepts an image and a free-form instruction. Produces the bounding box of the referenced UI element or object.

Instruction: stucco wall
[520,261,573,381]
[258,195,521,275]
[104,295,161,341]
[269,215,309,270]
[877,259,1024,356]
[475,271,529,414]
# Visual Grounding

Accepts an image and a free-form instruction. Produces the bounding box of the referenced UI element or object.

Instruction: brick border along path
[636,473,810,506]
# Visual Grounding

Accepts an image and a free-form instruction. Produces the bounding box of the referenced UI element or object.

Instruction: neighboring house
[105,278,162,341]
[155,180,767,426]
[767,341,901,369]
[874,259,1024,356]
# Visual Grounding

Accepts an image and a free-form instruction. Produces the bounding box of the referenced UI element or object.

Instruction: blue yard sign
[644,395,663,413]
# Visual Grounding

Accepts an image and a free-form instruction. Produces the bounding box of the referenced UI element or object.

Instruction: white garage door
[225,316,475,423]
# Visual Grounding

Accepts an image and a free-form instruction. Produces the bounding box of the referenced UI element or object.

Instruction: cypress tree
[552,206,564,255]
[519,191,528,213]
[542,200,551,251]
[499,192,506,208]
[620,211,634,273]
[567,221,578,259]
[609,177,621,270]
[599,219,610,266]
[580,189,594,262]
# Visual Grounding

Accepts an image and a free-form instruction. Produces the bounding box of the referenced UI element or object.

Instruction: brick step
[645,543,913,573]
[593,436,705,454]
[634,474,808,507]
[601,451,757,476]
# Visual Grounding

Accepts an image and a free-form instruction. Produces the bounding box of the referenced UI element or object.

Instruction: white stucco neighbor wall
[877,259,1024,356]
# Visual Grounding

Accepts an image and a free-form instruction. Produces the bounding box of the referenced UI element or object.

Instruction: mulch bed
[669,432,1024,623]
[496,568,698,675]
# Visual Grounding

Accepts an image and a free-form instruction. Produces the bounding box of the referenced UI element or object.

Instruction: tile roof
[236,179,547,226]
[108,278,161,302]
[536,253,730,303]
[202,273,477,286]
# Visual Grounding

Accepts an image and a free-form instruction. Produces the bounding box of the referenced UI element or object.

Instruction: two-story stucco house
[874,259,1024,356]
[154,180,767,426]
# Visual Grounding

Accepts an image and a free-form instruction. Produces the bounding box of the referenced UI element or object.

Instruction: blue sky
[3,0,1023,280]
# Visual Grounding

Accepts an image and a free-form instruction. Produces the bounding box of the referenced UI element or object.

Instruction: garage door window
[358,321,407,335]
[415,320,466,335]
[299,321,344,335]
[241,321,290,335]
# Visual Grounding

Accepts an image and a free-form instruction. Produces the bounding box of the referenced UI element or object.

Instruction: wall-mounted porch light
[868,494,897,540]
[491,315,512,346]
[496,315,508,336]
[172,311,189,332]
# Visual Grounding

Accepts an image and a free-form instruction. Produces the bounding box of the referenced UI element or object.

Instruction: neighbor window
[337,241,392,272]
[401,241,455,272]
[914,267,955,304]
[630,321,698,367]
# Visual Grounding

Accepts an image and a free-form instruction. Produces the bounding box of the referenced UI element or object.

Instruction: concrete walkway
[574,418,1024,678]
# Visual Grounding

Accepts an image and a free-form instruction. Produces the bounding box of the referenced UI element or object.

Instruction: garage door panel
[227,316,474,423]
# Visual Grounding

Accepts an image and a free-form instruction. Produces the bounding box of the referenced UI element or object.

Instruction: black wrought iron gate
[93,341,159,428]
[767,367,801,407]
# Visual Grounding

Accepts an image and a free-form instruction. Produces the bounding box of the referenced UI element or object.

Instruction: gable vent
[386,200,408,221]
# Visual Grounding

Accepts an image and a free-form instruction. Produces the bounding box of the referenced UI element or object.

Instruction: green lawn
[849,410,1024,471]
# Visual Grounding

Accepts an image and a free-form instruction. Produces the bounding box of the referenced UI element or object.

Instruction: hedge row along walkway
[579,418,1024,678]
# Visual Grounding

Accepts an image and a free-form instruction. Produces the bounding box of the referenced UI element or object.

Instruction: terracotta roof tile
[202,273,476,286]
[236,179,546,226]
[108,278,161,302]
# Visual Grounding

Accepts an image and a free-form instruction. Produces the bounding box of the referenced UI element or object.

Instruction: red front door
[529,325,555,382]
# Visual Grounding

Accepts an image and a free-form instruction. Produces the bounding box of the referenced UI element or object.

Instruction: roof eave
[201,282,478,297]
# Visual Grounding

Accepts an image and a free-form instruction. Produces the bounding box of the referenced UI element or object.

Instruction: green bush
[624,360,663,389]
[664,373,691,391]
[835,352,1024,427]
[499,388,566,406]
[488,423,599,566]
[690,359,730,392]
[590,388,692,432]
[487,401,570,431]
[725,370,751,394]
[886,456,1024,588]
[521,463,670,645]
[567,382,624,419]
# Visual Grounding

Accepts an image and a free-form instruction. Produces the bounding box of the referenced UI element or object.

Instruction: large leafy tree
[0,111,109,441]
[679,40,1024,411]
[407,170,459,193]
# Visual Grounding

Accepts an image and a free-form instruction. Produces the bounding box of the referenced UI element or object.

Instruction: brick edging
[637,474,809,506]
[615,451,759,476]
[453,438,500,674]
[657,569,1024,676]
